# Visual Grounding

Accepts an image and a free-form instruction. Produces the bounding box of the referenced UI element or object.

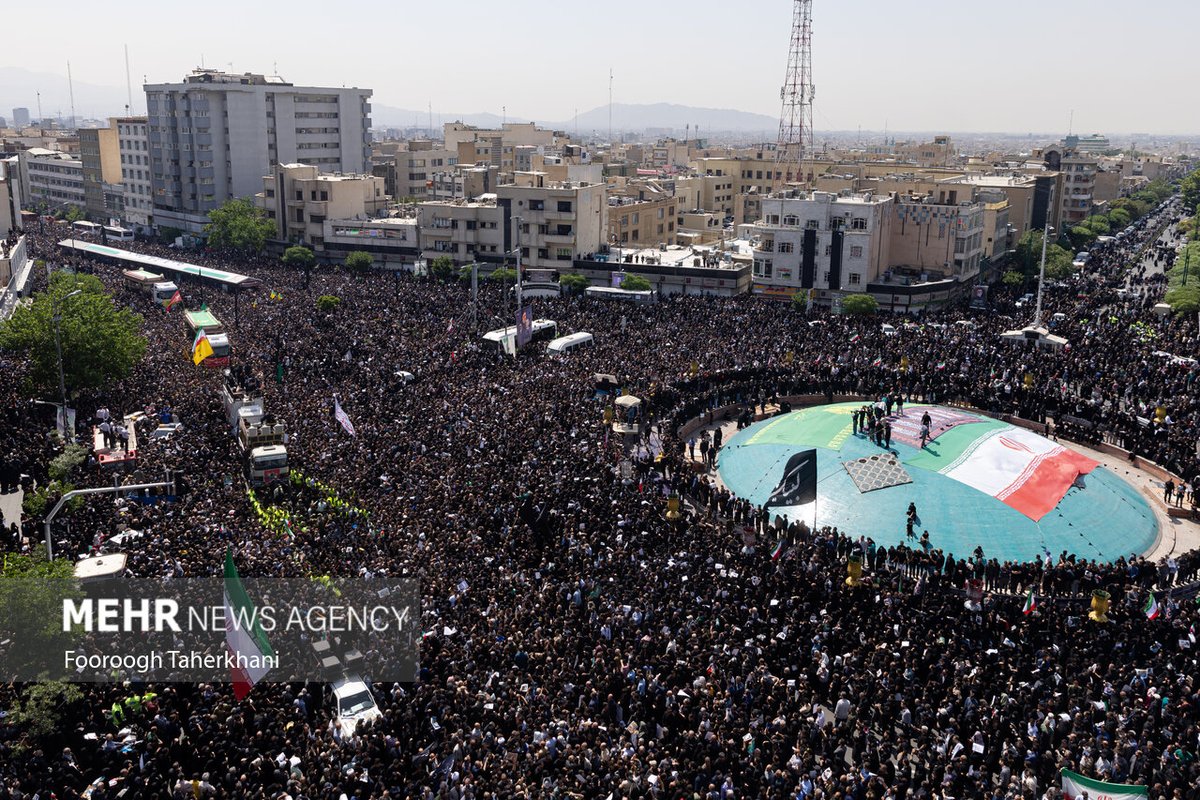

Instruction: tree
[0,272,146,396]
[0,549,83,683]
[559,273,590,294]
[1083,216,1110,235]
[1043,244,1076,280]
[1181,171,1200,212]
[158,226,184,246]
[1066,225,1098,250]
[344,251,374,274]
[316,294,342,312]
[620,274,652,292]
[63,205,84,223]
[1107,208,1132,230]
[1002,271,1025,288]
[204,198,274,254]
[842,293,879,316]
[487,267,518,283]
[282,245,316,270]
[1165,285,1200,316]
[430,255,456,282]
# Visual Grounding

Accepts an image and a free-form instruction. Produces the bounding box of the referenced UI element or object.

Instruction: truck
[122,269,179,304]
[222,366,265,430]
[184,308,231,367]
[237,404,288,487]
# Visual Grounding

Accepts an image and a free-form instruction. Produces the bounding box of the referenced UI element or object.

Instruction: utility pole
[471,262,479,333]
[514,215,523,313]
[53,289,82,442]
[1033,221,1051,329]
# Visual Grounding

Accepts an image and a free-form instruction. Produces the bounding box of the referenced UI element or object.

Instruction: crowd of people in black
[0,191,1199,800]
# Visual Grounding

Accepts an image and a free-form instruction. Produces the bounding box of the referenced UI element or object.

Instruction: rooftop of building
[947,174,1039,187]
[181,68,292,86]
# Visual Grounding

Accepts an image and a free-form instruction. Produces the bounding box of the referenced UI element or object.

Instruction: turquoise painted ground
[717,405,1157,564]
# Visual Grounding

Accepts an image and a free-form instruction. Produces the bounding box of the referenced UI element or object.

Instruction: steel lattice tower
[774,0,814,189]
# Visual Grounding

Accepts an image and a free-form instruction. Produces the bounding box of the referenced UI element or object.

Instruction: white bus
[585,285,655,304]
[482,319,558,354]
[103,225,135,241]
[546,331,594,354]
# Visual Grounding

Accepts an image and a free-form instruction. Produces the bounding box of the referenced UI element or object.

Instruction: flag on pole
[770,540,785,561]
[333,396,356,437]
[192,328,214,365]
[163,289,181,312]
[936,362,947,371]
[1143,593,1160,620]
[850,334,861,344]
[1022,588,1037,615]
[1060,769,1146,800]
[223,550,274,700]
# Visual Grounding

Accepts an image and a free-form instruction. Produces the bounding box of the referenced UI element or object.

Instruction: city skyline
[1,0,1196,136]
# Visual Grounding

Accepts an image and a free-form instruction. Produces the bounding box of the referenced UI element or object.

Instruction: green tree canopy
[1181,171,1200,211]
[1165,285,1200,315]
[282,245,316,270]
[63,205,85,223]
[316,294,342,312]
[344,251,374,273]
[559,273,590,294]
[1106,208,1132,229]
[0,549,83,682]
[841,293,879,315]
[204,198,275,254]
[430,255,456,282]
[1002,271,1025,287]
[620,274,652,291]
[487,267,518,283]
[0,272,146,396]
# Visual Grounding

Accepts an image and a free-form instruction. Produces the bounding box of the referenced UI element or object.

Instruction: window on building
[822,271,830,283]
[767,215,780,225]
[849,245,863,258]
[851,217,867,230]
[556,248,572,260]
[631,229,639,240]
[848,273,861,285]
[760,240,774,252]
[528,199,544,211]
[831,217,845,230]
[538,248,549,260]
[778,242,794,253]
[824,246,832,256]
[557,200,572,212]
[763,259,773,277]
[806,219,820,230]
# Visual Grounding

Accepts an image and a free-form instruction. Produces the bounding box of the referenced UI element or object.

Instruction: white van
[880,323,897,336]
[546,331,595,354]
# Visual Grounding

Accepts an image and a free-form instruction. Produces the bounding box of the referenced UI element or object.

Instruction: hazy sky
[3,0,1196,134]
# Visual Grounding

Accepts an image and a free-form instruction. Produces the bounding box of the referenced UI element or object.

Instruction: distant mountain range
[0,67,779,135]
[371,101,779,135]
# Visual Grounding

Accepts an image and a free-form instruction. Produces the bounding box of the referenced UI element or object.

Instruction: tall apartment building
[889,193,986,281]
[145,69,372,233]
[78,126,121,221]
[380,140,458,200]
[497,174,607,271]
[1040,146,1096,226]
[608,191,677,248]
[748,192,893,299]
[256,162,388,247]
[416,198,505,266]
[16,148,85,211]
[115,116,153,231]
[12,108,30,129]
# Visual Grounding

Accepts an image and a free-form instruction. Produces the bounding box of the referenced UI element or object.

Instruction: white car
[331,676,381,736]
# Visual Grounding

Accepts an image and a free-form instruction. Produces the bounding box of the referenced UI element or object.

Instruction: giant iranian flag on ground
[927,425,1098,521]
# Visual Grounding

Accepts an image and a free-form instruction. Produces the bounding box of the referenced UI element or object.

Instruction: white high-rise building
[115,116,152,232]
[145,69,372,233]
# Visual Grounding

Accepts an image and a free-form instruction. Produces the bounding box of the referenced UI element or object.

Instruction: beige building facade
[257,163,389,247]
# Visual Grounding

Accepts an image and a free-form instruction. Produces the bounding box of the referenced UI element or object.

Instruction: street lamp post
[52,288,82,441]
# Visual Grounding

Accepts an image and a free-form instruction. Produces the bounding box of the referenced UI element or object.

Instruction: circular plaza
[717,402,1158,563]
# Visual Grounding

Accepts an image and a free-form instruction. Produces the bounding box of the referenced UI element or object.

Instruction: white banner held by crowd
[334,396,356,437]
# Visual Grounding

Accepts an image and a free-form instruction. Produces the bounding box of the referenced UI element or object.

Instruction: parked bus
[122,269,178,304]
[585,286,655,304]
[482,319,558,355]
[546,331,595,354]
[71,220,102,236]
[103,225,135,241]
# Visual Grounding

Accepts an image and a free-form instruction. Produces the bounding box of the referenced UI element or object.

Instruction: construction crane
[773,0,815,191]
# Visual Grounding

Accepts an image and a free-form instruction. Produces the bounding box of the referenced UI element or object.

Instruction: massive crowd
[0,194,1199,800]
